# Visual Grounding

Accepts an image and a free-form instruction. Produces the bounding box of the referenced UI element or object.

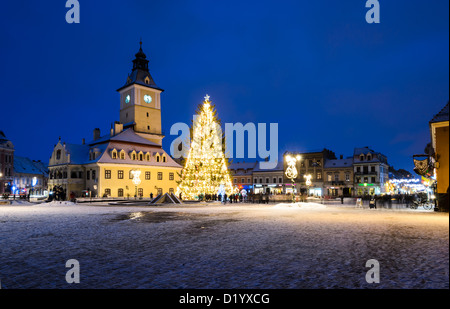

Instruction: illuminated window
[145,171,151,180]
[118,170,124,179]
[118,189,124,197]
[105,170,111,179]
[157,172,163,180]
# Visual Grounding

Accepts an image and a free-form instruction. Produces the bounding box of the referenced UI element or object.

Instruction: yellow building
[429,102,449,211]
[48,43,181,199]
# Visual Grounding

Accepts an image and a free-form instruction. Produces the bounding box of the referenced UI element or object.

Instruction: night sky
[1,0,448,173]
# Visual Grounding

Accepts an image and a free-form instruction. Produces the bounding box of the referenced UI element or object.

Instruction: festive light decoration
[304,174,312,187]
[176,95,233,200]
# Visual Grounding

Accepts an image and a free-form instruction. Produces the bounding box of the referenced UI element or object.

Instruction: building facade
[252,161,284,194]
[429,102,449,211]
[13,157,48,196]
[353,147,389,196]
[0,131,14,194]
[283,149,336,196]
[229,161,256,194]
[323,156,354,197]
[48,43,182,199]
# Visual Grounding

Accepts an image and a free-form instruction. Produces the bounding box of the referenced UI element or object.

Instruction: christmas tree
[177,95,234,200]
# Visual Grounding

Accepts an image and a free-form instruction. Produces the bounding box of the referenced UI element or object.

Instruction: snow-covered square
[0,201,448,289]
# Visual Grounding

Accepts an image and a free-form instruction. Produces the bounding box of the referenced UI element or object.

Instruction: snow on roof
[88,128,160,147]
[97,141,182,168]
[430,102,449,124]
[324,158,353,169]
[65,143,90,165]
[14,156,49,176]
[253,160,284,172]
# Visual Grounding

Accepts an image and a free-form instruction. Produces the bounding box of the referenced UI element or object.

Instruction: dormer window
[162,155,166,163]
[138,151,144,161]
[144,76,150,85]
[111,149,118,159]
[145,152,151,161]
[119,150,125,160]
[156,154,160,162]
[367,154,372,161]
[360,154,364,161]
[130,150,137,160]
[56,150,61,160]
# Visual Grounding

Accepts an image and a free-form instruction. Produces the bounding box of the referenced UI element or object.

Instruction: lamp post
[304,174,312,202]
[131,170,141,200]
[285,154,301,202]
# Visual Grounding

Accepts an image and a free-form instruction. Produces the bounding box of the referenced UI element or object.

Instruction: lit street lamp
[131,170,141,199]
[285,154,301,202]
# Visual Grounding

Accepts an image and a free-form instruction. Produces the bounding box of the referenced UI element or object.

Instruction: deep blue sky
[0,0,448,172]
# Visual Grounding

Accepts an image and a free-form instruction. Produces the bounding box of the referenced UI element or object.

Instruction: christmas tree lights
[177,95,234,200]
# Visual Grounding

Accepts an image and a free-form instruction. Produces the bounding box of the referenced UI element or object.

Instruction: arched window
[56,150,61,160]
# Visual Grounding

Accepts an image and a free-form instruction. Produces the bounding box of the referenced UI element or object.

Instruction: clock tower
[117,42,164,145]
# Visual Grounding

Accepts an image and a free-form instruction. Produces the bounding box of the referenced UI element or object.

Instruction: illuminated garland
[176,95,234,200]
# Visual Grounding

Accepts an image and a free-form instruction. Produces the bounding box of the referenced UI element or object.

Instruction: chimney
[113,121,123,136]
[93,128,101,141]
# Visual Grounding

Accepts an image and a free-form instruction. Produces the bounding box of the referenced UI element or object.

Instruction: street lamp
[131,170,141,199]
[285,154,301,202]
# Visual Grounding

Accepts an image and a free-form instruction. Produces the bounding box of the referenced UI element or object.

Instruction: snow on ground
[0,202,448,289]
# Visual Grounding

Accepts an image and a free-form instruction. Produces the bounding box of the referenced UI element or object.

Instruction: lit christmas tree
[177,95,234,200]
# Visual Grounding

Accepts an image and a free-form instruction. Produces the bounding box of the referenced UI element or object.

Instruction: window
[327,173,332,182]
[145,171,151,180]
[163,156,166,162]
[157,188,163,195]
[87,171,90,180]
[317,172,322,180]
[71,171,77,179]
[371,166,376,173]
[112,151,117,159]
[105,170,111,179]
[356,177,361,183]
[129,171,133,179]
[259,178,263,184]
[242,178,245,184]
[334,173,339,181]
[248,178,251,184]
[309,159,313,167]
[56,150,61,160]
[120,152,125,160]
[316,159,321,167]
[273,177,277,183]
[169,188,174,194]
[158,172,163,180]
[367,154,372,161]
[138,188,143,197]
[118,188,124,197]
[345,173,350,181]
[254,178,258,183]
[132,153,136,160]
[156,156,160,162]
[279,177,282,183]
[146,153,150,161]
[234,178,237,184]
[360,155,364,161]
[356,166,361,173]
[139,153,143,161]
[266,178,269,184]
[118,170,124,179]
[104,188,111,196]
[169,173,174,180]
[371,177,376,183]
[364,177,368,183]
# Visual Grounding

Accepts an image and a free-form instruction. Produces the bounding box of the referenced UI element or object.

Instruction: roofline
[116,83,165,93]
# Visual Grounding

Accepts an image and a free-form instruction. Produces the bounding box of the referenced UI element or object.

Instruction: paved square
[0,202,448,289]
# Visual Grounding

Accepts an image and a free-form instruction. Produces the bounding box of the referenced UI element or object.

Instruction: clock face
[125,95,131,104]
[144,95,152,104]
